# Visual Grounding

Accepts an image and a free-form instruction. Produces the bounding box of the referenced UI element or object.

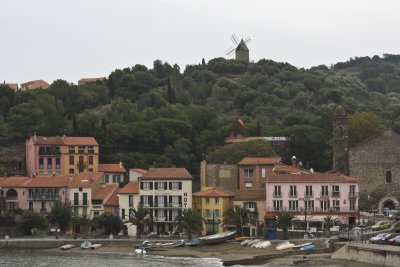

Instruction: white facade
[119,192,140,236]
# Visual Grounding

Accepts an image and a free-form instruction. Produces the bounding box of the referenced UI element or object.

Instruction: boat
[235,236,252,241]
[135,241,157,250]
[256,241,271,248]
[91,244,102,249]
[198,231,236,245]
[276,241,295,250]
[293,242,313,248]
[134,248,147,255]
[60,244,75,250]
[251,240,264,248]
[185,239,200,247]
[300,244,316,250]
[172,240,185,248]
[246,238,261,246]
[81,241,92,249]
[240,239,252,246]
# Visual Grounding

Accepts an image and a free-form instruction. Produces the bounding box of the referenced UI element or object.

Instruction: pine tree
[167,78,176,104]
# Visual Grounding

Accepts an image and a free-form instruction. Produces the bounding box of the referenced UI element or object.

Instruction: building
[20,80,49,90]
[332,105,349,175]
[200,160,238,192]
[78,77,105,85]
[1,82,18,91]
[235,39,249,63]
[104,188,120,216]
[129,168,147,182]
[238,157,281,190]
[139,168,193,234]
[265,172,359,229]
[91,184,118,217]
[26,134,99,177]
[99,163,126,185]
[192,187,234,235]
[0,176,30,212]
[119,181,140,236]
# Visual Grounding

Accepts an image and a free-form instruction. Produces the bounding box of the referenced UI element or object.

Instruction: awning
[293,215,340,222]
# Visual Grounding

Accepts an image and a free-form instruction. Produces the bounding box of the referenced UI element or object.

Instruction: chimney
[69,176,74,182]
[119,161,123,168]
[52,172,56,177]
[33,131,37,141]
[291,156,297,168]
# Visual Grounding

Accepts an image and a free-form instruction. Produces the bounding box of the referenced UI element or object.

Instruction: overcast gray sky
[1,0,399,84]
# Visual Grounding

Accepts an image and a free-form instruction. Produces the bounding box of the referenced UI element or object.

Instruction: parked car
[371,220,390,231]
[378,233,399,244]
[369,233,387,244]
[387,235,400,245]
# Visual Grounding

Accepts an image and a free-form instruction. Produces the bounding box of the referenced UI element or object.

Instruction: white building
[129,168,147,182]
[119,181,140,237]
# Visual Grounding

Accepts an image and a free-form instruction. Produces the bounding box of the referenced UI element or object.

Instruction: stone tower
[235,39,249,63]
[332,105,349,175]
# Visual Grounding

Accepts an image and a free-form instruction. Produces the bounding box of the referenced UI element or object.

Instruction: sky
[1,0,400,84]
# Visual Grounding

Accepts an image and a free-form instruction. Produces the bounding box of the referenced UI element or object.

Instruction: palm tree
[124,204,152,239]
[276,211,294,240]
[324,216,335,237]
[174,208,204,240]
[223,205,255,237]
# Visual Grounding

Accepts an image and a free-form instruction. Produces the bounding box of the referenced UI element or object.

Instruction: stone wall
[205,163,238,192]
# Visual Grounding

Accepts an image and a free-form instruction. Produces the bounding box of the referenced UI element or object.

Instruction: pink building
[265,172,359,229]
[0,177,30,211]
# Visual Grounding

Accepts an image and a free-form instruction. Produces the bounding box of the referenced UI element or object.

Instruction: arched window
[386,171,392,183]
[6,189,18,198]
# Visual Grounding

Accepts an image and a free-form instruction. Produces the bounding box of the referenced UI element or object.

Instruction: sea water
[0,250,225,267]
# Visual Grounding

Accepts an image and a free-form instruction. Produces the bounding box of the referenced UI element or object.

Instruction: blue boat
[185,239,200,247]
[300,244,316,250]
[81,241,92,249]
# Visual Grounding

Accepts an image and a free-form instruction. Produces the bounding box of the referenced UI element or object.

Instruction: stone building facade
[200,160,238,192]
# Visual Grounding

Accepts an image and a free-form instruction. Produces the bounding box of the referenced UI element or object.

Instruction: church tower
[332,105,349,175]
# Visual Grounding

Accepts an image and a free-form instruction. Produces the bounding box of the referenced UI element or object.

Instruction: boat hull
[198,231,236,245]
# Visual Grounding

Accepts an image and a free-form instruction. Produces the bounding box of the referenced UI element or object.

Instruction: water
[0,250,224,267]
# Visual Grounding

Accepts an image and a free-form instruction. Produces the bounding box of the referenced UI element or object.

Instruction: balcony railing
[245,207,256,212]
[72,201,89,206]
[266,207,359,213]
[140,202,182,208]
[331,191,340,198]
[348,192,359,198]
[28,194,60,200]
[88,149,95,154]
[273,192,282,198]
[304,192,314,198]
[288,192,298,198]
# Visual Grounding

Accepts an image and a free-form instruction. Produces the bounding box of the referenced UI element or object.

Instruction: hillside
[1,55,399,174]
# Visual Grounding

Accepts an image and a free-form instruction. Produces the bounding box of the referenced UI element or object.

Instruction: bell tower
[332,105,349,175]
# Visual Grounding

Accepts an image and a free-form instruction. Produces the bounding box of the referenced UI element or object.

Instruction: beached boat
[198,231,236,245]
[251,240,264,248]
[91,244,102,249]
[60,244,75,250]
[240,239,252,246]
[300,244,316,250]
[293,242,313,248]
[246,238,261,246]
[135,240,157,250]
[134,248,147,255]
[185,239,200,247]
[254,241,271,249]
[81,241,92,249]
[172,240,185,248]
[276,241,295,250]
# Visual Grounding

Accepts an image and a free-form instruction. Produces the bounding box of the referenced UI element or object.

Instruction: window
[215,197,219,204]
[74,193,79,205]
[113,174,120,183]
[69,156,74,165]
[332,185,340,197]
[349,185,356,197]
[88,156,93,165]
[74,207,79,216]
[289,185,297,197]
[29,202,34,211]
[350,199,356,211]
[274,185,281,197]
[321,185,329,196]
[245,182,253,188]
[142,182,152,190]
[273,200,283,211]
[83,193,88,205]
[47,158,52,169]
[205,197,210,204]
[305,186,313,197]
[83,207,87,216]
[94,212,100,217]
[289,200,298,211]
[157,182,165,190]
[244,202,256,210]
[386,171,392,183]
[39,158,44,169]
[129,195,134,207]
[88,168,93,172]
[305,200,314,211]
[104,174,109,183]
[69,168,74,174]
[205,209,211,218]
[56,158,60,169]
[171,182,180,190]
[332,200,340,211]
[261,168,266,178]
[244,168,254,178]
[41,201,46,212]
[320,200,330,211]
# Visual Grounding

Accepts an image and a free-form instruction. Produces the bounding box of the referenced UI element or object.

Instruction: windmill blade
[233,34,239,44]
[225,46,235,54]
[226,47,236,56]
[231,35,238,45]
[244,37,252,43]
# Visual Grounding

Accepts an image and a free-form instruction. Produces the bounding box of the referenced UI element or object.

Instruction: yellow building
[192,187,234,235]
[63,137,99,174]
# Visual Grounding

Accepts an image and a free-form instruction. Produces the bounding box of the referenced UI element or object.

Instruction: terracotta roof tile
[31,136,98,146]
[62,137,98,146]
[193,187,235,197]
[99,163,126,173]
[234,190,266,200]
[92,184,117,200]
[119,182,139,194]
[239,157,281,165]
[130,168,147,174]
[267,173,358,183]
[25,175,70,188]
[140,168,192,180]
[104,188,120,206]
[68,172,103,187]
[0,176,30,187]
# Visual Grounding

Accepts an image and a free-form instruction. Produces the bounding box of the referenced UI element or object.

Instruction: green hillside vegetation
[3,54,400,174]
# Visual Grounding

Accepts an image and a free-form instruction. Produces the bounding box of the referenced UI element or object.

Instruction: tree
[275,211,294,240]
[18,210,47,235]
[47,200,72,233]
[222,205,255,237]
[324,216,335,238]
[174,208,204,240]
[96,213,123,235]
[348,112,384,147]
[77,214,92,236]
[167,78,176,104]
[124,205,152,239]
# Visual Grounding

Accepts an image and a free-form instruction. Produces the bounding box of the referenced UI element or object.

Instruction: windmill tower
[225,34,251,63]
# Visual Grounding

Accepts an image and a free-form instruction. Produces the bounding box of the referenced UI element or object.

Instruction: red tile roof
[25,175,71,188]
[119,182,139,194]
[99,163,126,173]
[0,176,30,187]
[234,190,266,200]
[30,136,98,146]
[68,172,103,187]
[140,168,192,180]
[239,157,281,165]
[267,173,357,183]
[193,187,235,197]
[92,184,117,200]
[104,188,120,206]
[130,168,147,174]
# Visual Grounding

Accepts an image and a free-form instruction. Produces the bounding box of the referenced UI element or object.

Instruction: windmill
[225,34,251,63]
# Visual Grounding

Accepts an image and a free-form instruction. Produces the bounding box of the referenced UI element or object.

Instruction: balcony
[304,192,314,198]
[78,149,85,154]
[288,192,298,198]
[28,194,60,200]
[155,217,166,222]
[246,207,255,212]
[331,191,340,198]
[348,192,359,198]
[320,192,330,200]
[88,149,95,154]
[273,193,282,198]
[72,201,89,206]
[77,161,86,169]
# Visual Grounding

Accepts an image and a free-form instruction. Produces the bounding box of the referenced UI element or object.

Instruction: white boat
[276,241,295,250]
[251,240,264,248]
[60,244,75,250]
[260,241,271,248]
[81,241,92,249]
[240,239,252,246]
[91,244,102,249]
[293,242,313,248]
[134,248,147,255]
[247,239,261,246]
[198,231,236,245]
